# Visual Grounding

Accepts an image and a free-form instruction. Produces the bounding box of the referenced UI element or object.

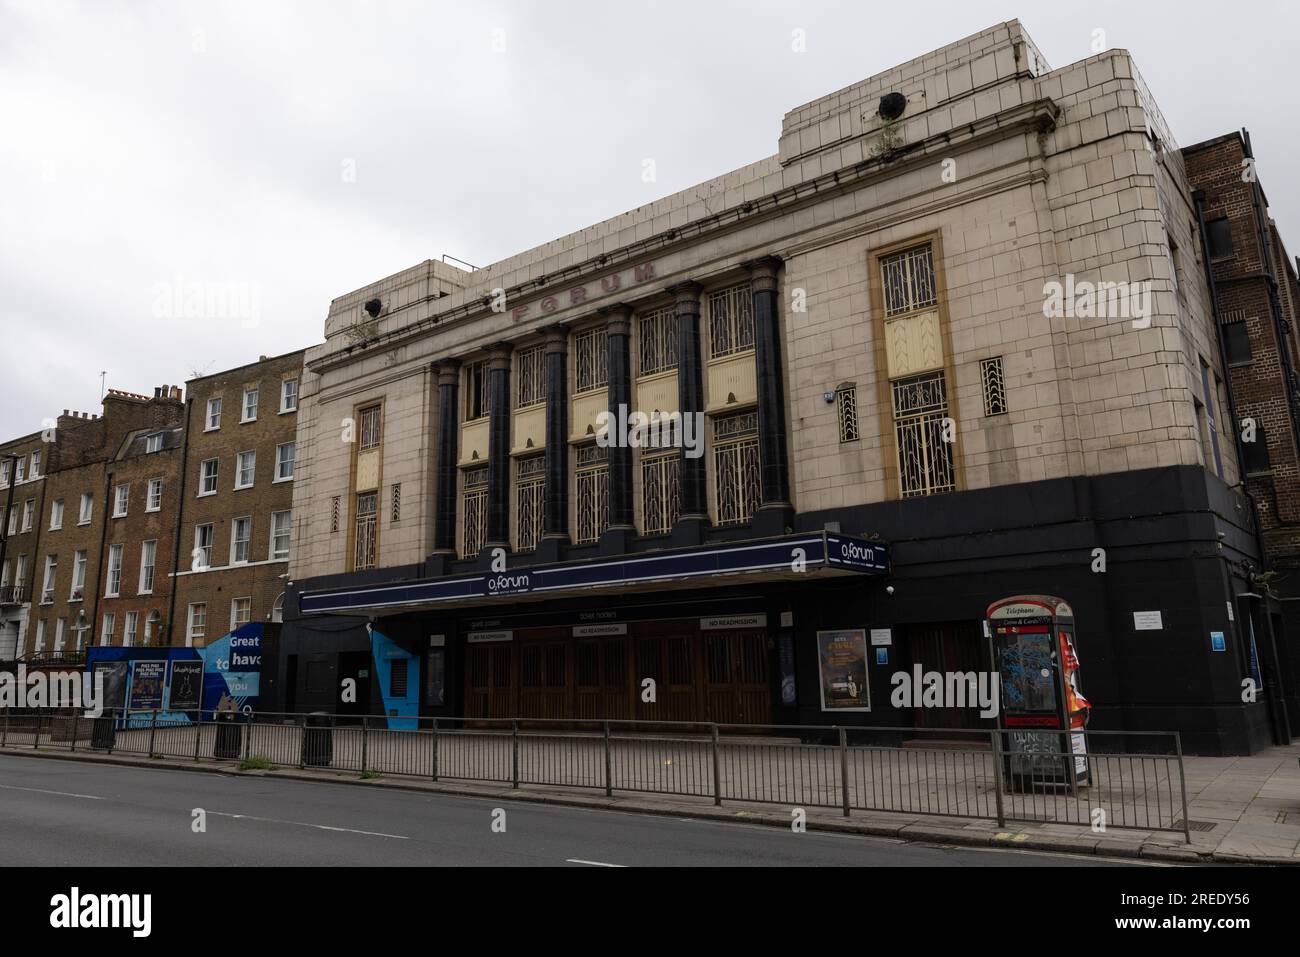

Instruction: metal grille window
[980,357,1007,416]
[516,346,545,408]
[354,491,378,570]
[461,467,488,558]
[881,244,937,317]
[466,360,490,420]
[640,451,680,536]
[390,483,401,523]
[712,412,760,525]
[574,327,608,394]
[358,405,382,450]
[515,455,545,552]
[836,386,859,442]
[638,306,678,376]
[892,371,956,498]
[331,496,340,533]
[575,445,609,544]
[708,283,754,359]
[390,658,409,697]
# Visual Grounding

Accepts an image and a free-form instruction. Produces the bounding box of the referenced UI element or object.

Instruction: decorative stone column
[744,256,794,535]
[428,359,460,575]
[484,342,513,553]
[669,281,709,546]
[600,304,635,554]
[538,325,569,563]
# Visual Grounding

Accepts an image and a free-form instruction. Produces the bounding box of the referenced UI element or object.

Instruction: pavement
[0,753,1131,867]
[3,736,1298,864]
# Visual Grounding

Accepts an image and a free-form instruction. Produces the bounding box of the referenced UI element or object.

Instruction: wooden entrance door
[574,637,630,720]
[518,640,569,719]
[905,621,992,733]
[635,634,699,722]
[703,630,771,725]
[466,642,514,718]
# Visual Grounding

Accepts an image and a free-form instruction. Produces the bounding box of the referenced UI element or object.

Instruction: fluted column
[669,281,708,545]
[601,304,635,535]
[744,256,793,535]
[541,325,570,547]
[431,359,461,556]
[485,342,513,551]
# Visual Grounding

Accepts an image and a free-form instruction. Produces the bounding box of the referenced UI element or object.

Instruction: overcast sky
[2,0,1297,439]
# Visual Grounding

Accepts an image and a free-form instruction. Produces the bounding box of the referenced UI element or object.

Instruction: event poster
[167,660,204,711]
[128,659,165,710]
[816,629,871,711]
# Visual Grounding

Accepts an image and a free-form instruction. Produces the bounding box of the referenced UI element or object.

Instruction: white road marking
[566,858,626,867]
[209,811,408,840]
[0,783,105,800]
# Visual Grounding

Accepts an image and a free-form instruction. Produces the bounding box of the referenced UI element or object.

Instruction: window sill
[145,507,160,514]
[203,427,220,433]
[197,491,216,498]
[234,484,254,492]
[278,407,297,415]
[240,418,257,425]
[273,476,293,484]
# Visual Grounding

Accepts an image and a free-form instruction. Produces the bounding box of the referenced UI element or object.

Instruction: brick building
[277,21,1290,754]
[171,351,304,647]
[1183,130,1300,736]
[25,388,186,658]
[0,431,50,658]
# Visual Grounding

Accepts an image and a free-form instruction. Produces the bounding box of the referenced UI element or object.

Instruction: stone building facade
[272,21,1287,753]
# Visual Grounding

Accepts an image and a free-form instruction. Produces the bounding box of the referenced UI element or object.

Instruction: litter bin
[301,712,333,767]
[90,716,117,750]
[214,710,244,760]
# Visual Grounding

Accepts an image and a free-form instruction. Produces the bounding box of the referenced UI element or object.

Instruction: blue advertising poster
[198,624,263,714]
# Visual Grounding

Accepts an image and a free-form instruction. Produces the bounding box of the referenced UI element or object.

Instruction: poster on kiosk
[986,595,1092,790]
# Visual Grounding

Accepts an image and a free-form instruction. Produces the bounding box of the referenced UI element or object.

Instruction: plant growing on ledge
[344,316,381,348]
[869,115,905,160]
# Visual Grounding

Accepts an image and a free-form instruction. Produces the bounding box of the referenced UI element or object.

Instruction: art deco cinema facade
[278,21,1296,755]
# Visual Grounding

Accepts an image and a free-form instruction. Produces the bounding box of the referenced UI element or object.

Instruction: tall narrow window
[574,327,608,394]
[708,283,755,359]
[236,450,256,488]
[638,305,678,375]
[78,493,93,523]
[1200,359,1224,479]
[575,444,609,544]
[516,346,545,409]
[892,372,956,497]
[106,544,123,597]
[276,442,295,481]
[836,386,860,442]
[713,411,760,525]
[980,357,1007,417]
[231,517,251,564]
[231,597,252,629]
[139,540,156,593]
[242,387,259,422]
[271,510,292,560]
[461,467,488,558]
[281,378,299,412]
[354,493,378,569]
[515,455,545,552]
[390,483,402,524]
[71,550,87,600]
[465,360,490,420]
[147,478,163,511]
[193,524,213,570]
[101,613,115,647]
[124,611,138,647]
[41,555,57,603]
[206,397,222,430]
[113,483,129,517]
[358,404,383,450]
[199,459,218,495]
[641,450,680,535]
[185,604,205,646]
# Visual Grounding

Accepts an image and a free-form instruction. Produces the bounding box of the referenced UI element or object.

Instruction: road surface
[0,753,1145,866]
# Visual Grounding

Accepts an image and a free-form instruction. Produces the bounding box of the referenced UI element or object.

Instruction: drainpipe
[166,398,193,647]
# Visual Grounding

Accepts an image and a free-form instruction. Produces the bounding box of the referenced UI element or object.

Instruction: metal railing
[0,709,1191,842]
